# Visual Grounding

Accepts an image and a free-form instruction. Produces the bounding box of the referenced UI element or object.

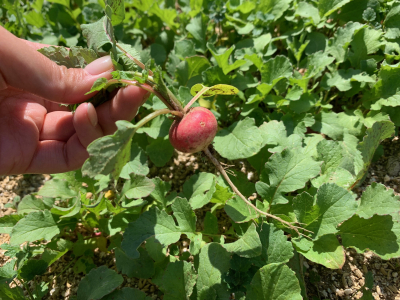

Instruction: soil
[1,138,400,299]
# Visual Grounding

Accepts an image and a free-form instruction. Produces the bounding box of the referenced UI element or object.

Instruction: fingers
[73,103,104,147]
[0,27,113,104]
[25,136,89,174]
[96,85,150,135]
[39,111,74,141]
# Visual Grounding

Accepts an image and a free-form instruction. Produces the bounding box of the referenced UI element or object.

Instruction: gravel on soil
[1,139,400,299]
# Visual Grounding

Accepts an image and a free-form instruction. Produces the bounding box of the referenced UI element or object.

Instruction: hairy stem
[106,79,175,111]
[116,43,152,76]
[203,147,311,238]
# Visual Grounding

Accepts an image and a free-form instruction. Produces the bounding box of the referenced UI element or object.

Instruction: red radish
[169,107,218,153]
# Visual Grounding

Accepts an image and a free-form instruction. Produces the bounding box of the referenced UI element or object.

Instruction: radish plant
[1,0,400,299]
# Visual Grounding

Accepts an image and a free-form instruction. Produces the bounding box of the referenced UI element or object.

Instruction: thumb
[0,27,113,104]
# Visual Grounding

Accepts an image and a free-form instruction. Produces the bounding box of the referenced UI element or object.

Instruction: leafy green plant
[2,0,400,299]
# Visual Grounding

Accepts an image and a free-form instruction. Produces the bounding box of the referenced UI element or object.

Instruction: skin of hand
[0,27,150,175]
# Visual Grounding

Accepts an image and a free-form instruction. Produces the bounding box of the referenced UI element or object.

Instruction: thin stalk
[116,43,152,75]
[22,280,34,300]
[183,86,209,113]
[105,79,175,111]
[50,258,77,284]
[203,147,313,238]
[133,109,182,134]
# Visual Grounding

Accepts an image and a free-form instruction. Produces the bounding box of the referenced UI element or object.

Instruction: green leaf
[17,195,46,214]
[225,196,258,223]
[258,0,293,20]
[136,115,172,139]
[339,214,400,260]
[175,40,196,59]
[0,215,22,234]
[260,148,321,205]
[362,7,376,22]
[348,26,383,68]
[355,121,395,182]
[115,247,154,279]
[121,207,180,259]
[10,210,60,245]
[296,2,320,24]
[176,56,211,86]
[357,183,400,219]
[224,223,262,258]
[384,5,400,39]
[203,212,219,235]
[41,248,69,267]
[0,259,17,280]
[259,121,302,152]
[81,16,113,56]
[38,46,97,68]
[257,56,293,95]
[38,178,78,199]
[318,0,351,17]
[196,243,231,299]
[25,10,45,27]
[207,43,246,75]
[251,223,294,266]
[293,234,345,269]
[214,118,263,160]
[145,236,168,262]
[85,78,108,95]
[82,121,136,179]
[183,172,217,210]
[159,261,197,300]
[172,197,196,232]
[185,14,208,53]
[293,184,358,239]
[119,144,149,179]
[19,259,48,281]
[210,184,234,204]
[146,137,174,167]
[311,111,344,140]
[101,287,152,300]
[77,266,123,300]
[327,22,364,63]
[150,5,179,31]
[124,174,155,199]
[0,283,25,300]
[246,263,302,300]
[321,69,361,91]
[106,0,124,26]
[190,84,239,97]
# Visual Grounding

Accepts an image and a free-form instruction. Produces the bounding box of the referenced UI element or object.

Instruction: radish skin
[169,107,218,153]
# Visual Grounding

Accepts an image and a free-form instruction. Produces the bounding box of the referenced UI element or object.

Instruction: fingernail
[85,56,112,75]
[87,103,98,126]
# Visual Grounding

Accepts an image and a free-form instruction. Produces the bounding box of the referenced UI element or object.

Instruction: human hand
[0,27,149,175]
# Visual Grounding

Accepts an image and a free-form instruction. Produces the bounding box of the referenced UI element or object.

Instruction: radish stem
[203,147,313,238]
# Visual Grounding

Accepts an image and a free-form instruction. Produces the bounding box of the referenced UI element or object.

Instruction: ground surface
[1,139,400,299]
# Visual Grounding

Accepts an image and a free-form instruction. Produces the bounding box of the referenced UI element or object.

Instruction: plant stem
[106,79,175,111]
[50,258,77,284]
[116,43,152,75]
[133,109,182,134]
[183,86,209,113]
[203,147,312,238]
[22,280,34,300]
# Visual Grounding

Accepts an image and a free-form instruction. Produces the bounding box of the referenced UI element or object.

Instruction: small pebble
[344,288,353,295]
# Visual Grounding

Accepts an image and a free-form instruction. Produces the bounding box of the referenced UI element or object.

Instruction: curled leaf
[190,84,239,97]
